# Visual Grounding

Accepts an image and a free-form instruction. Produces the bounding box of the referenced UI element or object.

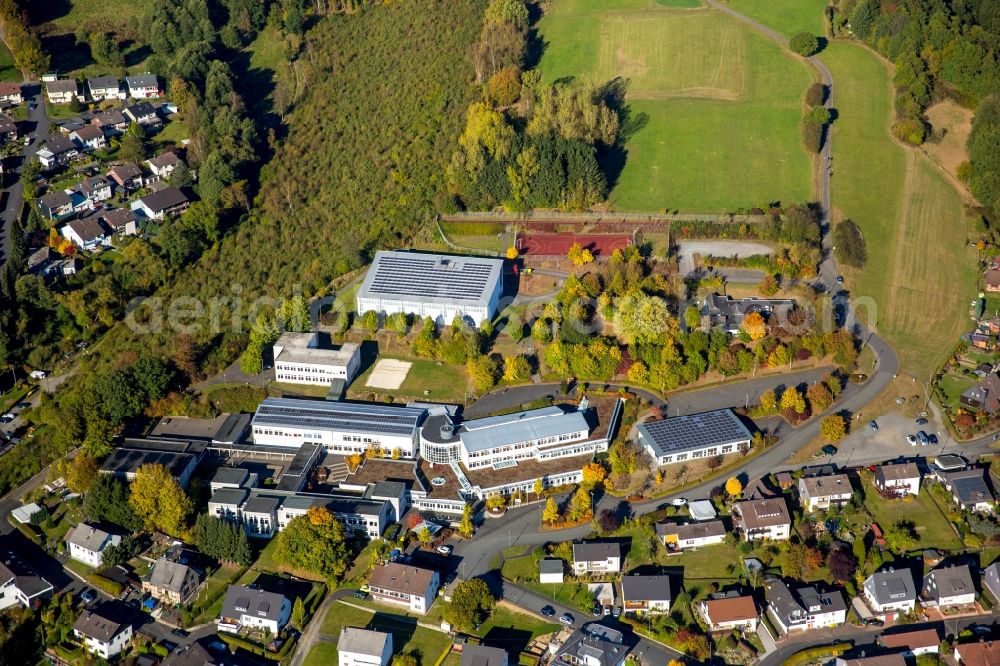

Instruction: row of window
[275,364,346,374]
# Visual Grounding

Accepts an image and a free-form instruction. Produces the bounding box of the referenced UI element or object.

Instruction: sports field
[537,0,813,211]
[824,43,976,379]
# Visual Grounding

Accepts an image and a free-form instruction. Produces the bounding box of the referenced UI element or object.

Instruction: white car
[671,497,688,507]
[436,545,453,556]
[906,434,917,446]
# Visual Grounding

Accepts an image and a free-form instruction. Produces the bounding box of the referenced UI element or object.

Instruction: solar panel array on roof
[637,409,752,456]
[358,251,503,306]
[252,397,426,437]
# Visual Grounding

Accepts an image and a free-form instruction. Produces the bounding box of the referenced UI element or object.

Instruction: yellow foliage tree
[567,242,594,267]
[506,246,519,259]
[742,311,767,340]
[543,497,560,524]
[780,387,806,414]
[820,415,847,442]
[725,477,743,497]
[129,463,193,536]
[581,462,607,487]
[626,361,648,384]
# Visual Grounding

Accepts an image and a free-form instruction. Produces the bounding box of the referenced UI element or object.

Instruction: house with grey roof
[218,585,290,635]
[92,108,129,134]
[107,162,143,190]
[620,574,672,614]
[0,559,52,610]
[765,580,846,634]
[942,468,994,512]
[88,76,123,101]
[143,558,200,604]
[338,626,393,666]
[210,466,257,492]
[655,519,726,550]
[123,101,158,126]
[798,473,853,512]
[984,561,1000,603]
[69,125,107,152]
[369,562,440,614]
[36,134,79,169]
[356,250,505,327]
[125,74,159,99]
[551,624,629,666]
[461,644,508,666]
[99,444,198,487]
[922,564,976,608]
[834,656,906,666]
[130,186,190,220]
[73,605,133,659]
[162,641,220,666]
[539,558,564,584]
[65,524,121,568]
[572,541,622,575]
[39,190,73,220]
[272,331,362,387]
[874,462,921,497]
[45,78,79,104]
[863,568,917,615]
[637,408,752,467]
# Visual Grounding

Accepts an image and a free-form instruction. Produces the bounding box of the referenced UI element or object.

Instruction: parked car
[171,628,188,638]
[436,545,453,556]
[671,497,688,506]
[604,605,612,616]
[868,420,879,431]
[559,613,574,625]
[916,417,928,425]
[80,589,96,604]
[973,625,992,636]
[916,431,929,446]
[928,433,939,444]
[906,434,917,446]
[540,606,555,618]
[354,590,368,599]
[14,402,30,409]
[821,445,837,455]
[862,618,884,627]
[592,606,602,617]
[612,606,622,617]
[836,275,844,284]
[0,414,13,424]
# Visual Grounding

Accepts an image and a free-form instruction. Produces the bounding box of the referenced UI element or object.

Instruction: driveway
[676,241,774,276]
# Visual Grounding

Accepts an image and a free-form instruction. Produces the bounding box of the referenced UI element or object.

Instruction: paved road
[0,84,49,268]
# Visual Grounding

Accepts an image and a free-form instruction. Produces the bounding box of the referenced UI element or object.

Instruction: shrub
[806,106,831,125]
[802,121,823,152]
[805,82,826,106]
[891,118,926,145]
[833,219,867,268]
[789,32,819,56]
[88,572,124,597]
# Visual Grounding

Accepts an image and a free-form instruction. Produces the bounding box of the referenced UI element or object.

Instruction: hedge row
[218,632,298,661]
[87,572,124,597]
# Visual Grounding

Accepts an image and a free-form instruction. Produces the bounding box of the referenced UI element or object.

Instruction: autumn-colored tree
[417,527,433,544]
[533,477,544,496]
[506,246,519,259]
[725,477,742,497]
[567,487,592,521]
[758,274,780,296]
[742,311,767,340]
[780,386,806,414]
[581,462,607,487]
[346,454,363,471]
[820,415,847,442]
[759,388,777,413]
[458,503,474,538]
[543,497,560,524]
[128,463,194,536]
[626,361,648,384]
[57,455,99,494]
[502,355,531,383]
[807,381,834,412]
[273,507,351,581]
[567,242,594,267]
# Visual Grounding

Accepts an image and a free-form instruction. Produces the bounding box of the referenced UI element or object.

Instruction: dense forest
[831,0,1000,219]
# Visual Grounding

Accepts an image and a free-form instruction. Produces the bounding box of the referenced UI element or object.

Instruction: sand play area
[365,359,412,390]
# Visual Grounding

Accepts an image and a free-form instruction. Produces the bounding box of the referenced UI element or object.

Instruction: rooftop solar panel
[252,398,426,438]
[357,251,503,307]
[637,409,752,457]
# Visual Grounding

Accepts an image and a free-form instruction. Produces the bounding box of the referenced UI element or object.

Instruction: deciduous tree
[273,507,351,581]
[444,579,495,630]
[741,312,766,340]
[129,464,194,536]
[581,462,607,488]
[543,497,560,524]
[725,477,742,498]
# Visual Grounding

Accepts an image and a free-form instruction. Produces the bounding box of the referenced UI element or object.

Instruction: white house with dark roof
[210,467,257,492]
[92,108,129,134]
[984,561,1000,602]
[143,558,200,604]
[765,580,846,633]
[571,541,622,575]
[356,250,504,327]
[125,74,160,99]
[338,626,393,666]
[460,644,508,666]
[637,409,752,466]
[798,473,852,512]
[550,624,628,666]
[69,125,107,152]
[734,498,791,541]
[87,76,124,101]
[0,113,17,142]
[874,462,921,497]
[620,574,672,614]
[941,468,994,512]
[39,190,74,220]
[0,560,53,610]
[65,524,121,567]
[145,152,182,180]
[101,208,139,236]
[74,607,133,659]
[124,101,159,126]
[369,562,440,614]
[46,79,79,104]
[79,176,113,204]
[655,519,726,550]
[36,135,79,169]
[539,558,564,584]
[922,564,976,608]
[107,163,144,190]
[130,186,190,220]
[863,568,917,615]
[218,585,290,634]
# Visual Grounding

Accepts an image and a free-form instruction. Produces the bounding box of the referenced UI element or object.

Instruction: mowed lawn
[347,357,471,402]
[36,0,150,33]
[316,601,453,665]
[537,0,813,211]
[823,43,976,379]
[726,0,828,38]
[863,487,962,551]
[0,41,18,81]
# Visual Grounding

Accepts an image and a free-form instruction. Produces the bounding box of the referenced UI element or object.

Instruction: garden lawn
[667,542,742,580]
[537,0,813,211]
[319,601,453,665]
[190,563,243,624]
[477,606,560,641]
[725,0,828,38]
[302,643,340,666]
[0,41,17,81]
[347,357,471,402]
[35,0,151,35]
[863,487,962,551]
[937,373,976,408]
[823,42,977,380]
[519,579,596,612]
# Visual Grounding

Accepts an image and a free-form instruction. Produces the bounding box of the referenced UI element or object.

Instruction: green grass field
[863,486,962,551]
[537,0,813,211]
[0,41,18,82]
[347,357,471,402]
[823,43,976,379]
[317,601,453,665]
[39,0,150,34]
[725,0,828,38]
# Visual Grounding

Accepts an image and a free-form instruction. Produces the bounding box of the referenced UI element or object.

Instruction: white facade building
[338,627,392,666]
[66,524,121,567]
[864,569,917,615]
[272,332,362,386]
[798,474,853,512]
[369,562,440,614]
[218,585,290,635]
[356,250,504,327]
[637,409,753,466]
[73,610,133,659]
[459,407,592,470]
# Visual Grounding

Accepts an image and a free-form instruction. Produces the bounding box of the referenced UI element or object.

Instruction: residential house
[123,101,159,126]
[942,468,994,512]
[369,562,440,614]
[655,519,727,551]
[460,645,508,666]
[986,270,1000,292]
[983,561,1000,602]
[39,190,74,220]
[700,294,796,334]
[143,558,200,604]
[36,135,79,170]
[45,79,79,105]
[697,594,758,633]
[0,114,17,143]
[131,186,190,220]
[969,333,994,351]
[0,560,53,610]
[65,523,121,567]
[338,627,393,666]
[550,624,628,666]
[878,627,941,657]
[218,585,290,635]
[146,152,182,181]
[874,462,921,497]
[73,606,133,659]
[960,374,1000,414]
[798,474,853,512]
[734,498,791,541]
[571,542,623,575]
[80,176,113,205]
[70,125,108,152]
[922,564,977,608]
[834,656,905,666]
[863,568,917,616]
[620,575,672,614]
[125,74,160,99]
[92,108,129,135]
[107,163,144,191]
[163,641,221,666]
[954,641,1000,665]
[765,580,847,634]
[61,217,111,251]
[101,208,139,236]
[88,76,123,101]
[0,81,22,105]
[539,558,564,584]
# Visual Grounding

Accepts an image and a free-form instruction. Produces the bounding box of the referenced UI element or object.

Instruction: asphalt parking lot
[820,411,957,467]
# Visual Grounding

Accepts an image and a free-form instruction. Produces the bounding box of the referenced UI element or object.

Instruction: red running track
[517,233,633,257]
